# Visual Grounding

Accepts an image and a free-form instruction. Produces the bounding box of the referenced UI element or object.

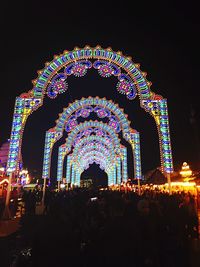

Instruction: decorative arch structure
[69,148,127,186]
[65,133,118,167]
[75,148,112,170]
[54,97,131,136]
[57,135,128,186]
[44,120,123,180]
[76,151,119,186]
[65,138,128,185]
[64,120,121,152]
[6,46,173,179]
[71,138,116,169]
[55,121,129,184]
[70,150,112,186]
[42,97,142,183]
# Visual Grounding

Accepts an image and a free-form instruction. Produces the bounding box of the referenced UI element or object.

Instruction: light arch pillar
[42,131,62,179]
[66,155,71,184]
[57,146,66,182]
[142,99,173,174]
[130,132,142,180]
[75,170,80,187]
[108,169,114,186]
[6,97,42,174]
[116,157,122,184]
[71,164,75,185]
[142,98,173,193]
[121,147,128,182]
[113,165,117,185]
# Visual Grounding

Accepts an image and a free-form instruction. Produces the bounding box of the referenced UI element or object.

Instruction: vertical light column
[122,147,128,182]
[74,169,77,185]
[66,155,71,183]
[131,132,142,180]
[42,132,54,179]
[107,171,110,186]
[142,99,173,174]
[42,131,61,179]
[7,97,41,174]
[42,132,53,179]
[107,170,113,186]
[6,97,24,174]
[158,99,173,173]
[142,99,173,194]
[71,164,75,185]
[116,157,121,184]
[57,147,65,181]
[113,165,117,185]
[75,171,80,187]
[69,164,72,184]
[159,99,173,194]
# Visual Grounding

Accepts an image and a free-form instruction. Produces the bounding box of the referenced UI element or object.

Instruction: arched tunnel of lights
[57,129,129,186]
[42,99,141,186]
[6,46,173,188]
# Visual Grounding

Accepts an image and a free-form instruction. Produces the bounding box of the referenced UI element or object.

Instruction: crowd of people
[5,186,198,267]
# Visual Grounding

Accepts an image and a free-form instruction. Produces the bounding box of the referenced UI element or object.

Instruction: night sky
[1,1,200,182]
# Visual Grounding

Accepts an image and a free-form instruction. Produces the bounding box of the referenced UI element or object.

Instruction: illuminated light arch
[73,151,112,186]
[64,120,121,151]
[42,96,133,176]
[65,136,116,181]
[72,147,126,186]
[31,45,152,100]
[68,151,113,187]
[78,151,110,171]
[77,150,110,172]
[72,142,114,169]
[68,135,118,157]
[6,46,173,178]
[54,96,131,138]
[66,138,115,173]
[44,120,122,181]
[58,136,128,186]
[75,152,123,186]
[42,97,142,182]
[55,123,123,183]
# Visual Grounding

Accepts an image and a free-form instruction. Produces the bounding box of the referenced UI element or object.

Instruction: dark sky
[1,1,200,180]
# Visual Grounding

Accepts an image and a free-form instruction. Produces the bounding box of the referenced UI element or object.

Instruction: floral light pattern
[117,74,137,100]
[47,73,68,99]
